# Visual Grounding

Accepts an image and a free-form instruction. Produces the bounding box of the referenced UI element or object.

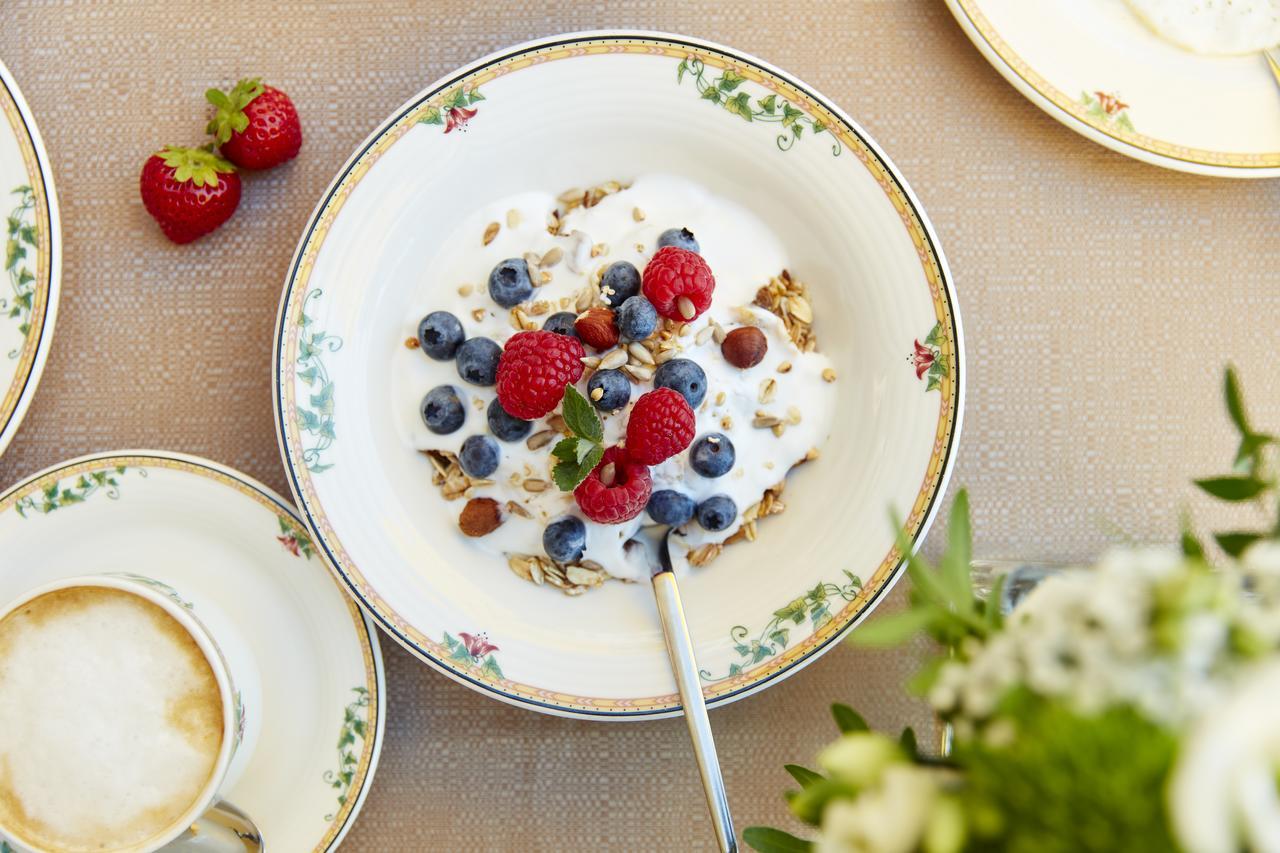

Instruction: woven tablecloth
[2,1,1277,849]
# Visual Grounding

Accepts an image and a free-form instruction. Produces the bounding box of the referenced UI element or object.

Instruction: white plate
[0,451,385,851]
[273,31,963,719]
[945,0,1280,177]
[0,60,60,457]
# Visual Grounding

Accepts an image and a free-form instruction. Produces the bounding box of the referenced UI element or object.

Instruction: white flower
[1170,661,1280,853]
[814,765,943,853]
[819,733,901,788]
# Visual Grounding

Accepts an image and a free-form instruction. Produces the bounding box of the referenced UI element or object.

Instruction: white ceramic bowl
[273,32,963,719]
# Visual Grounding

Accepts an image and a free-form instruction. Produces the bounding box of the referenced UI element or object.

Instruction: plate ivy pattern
[323,686,371,822]
[911,323,949,393]
[296,290,343,473]
[701,571,863,681]
[13,466,139,517]
[443,631,504,680]
[677,57,841,156]
[416,86,484,134]
[1080,90,1135,132]
[4,184,36,357]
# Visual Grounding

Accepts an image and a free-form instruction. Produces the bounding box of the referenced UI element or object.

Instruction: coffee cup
[0,574,263,852]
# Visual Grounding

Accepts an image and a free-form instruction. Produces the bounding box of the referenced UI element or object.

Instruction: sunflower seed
[526,430,556,450]
[482,222,500,246]
[787,406,802,425]
[590,387,604,401]
[457,284,473,297]
[777,361,792,374]
[753,415,782,429]
[759,378,777,404]
[505,501,533,519]
[508,556,533,582]
[628,342,655,365]
[580,355,601,368]
[623,364,655,382]
[772,423,786,437]
[654,348,678,364]
[822,367,837,382]
[523,479,549,492]
[557,187,583,204]
[529,560,545,585]
[566,565,605,586]
[523,251,542,268]
[471,308,486,322]
[711,320,727,344]
[785,295,813,323]
[506,209,522,228]
[599,349,628,370]
[695,325,715,346]
[540,246,563,267]
[548,414,568,433]
[632,207,646,222]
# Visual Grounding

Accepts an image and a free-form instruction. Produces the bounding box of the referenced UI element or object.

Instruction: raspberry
[495,330,585,419]
[642,246,715,321]
[625,388,695,465]
[574,446,652,524]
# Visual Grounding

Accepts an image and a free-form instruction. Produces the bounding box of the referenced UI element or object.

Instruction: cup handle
[159,800,263,852]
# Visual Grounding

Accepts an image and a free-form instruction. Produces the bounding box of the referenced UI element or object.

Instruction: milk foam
[0,587,223,852]
[394,174,836,580]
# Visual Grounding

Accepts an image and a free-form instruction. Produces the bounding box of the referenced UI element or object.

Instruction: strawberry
[206,78,302,170]
[139,146,241,244]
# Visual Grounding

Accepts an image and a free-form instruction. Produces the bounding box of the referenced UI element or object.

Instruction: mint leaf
[742,827,813,853]
[831,703,868,733]
[561,385,603,443]
[552,443,603,492]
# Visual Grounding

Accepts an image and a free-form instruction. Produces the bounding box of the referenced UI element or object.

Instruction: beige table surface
[2,1,1278,849]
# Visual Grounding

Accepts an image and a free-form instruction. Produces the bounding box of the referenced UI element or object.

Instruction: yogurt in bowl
[395,174,837,589]
[274,32,962,719]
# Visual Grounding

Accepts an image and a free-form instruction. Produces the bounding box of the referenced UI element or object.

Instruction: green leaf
[924,322,941,346]
[701,88,722,104]
[806,581,827,604]
[811,121,826,134]
[419,107,443,126]
[676,59,688,84]
[561,385,603,442]
[938,490,974,613]
[1225,366,1250,436]
[482,655,504,680]
[849,606,935,647]
[1234,433,1275,472]
[1116,113,1135,132]
[1180,514,1205,559]
[781,103,804,127]
[899,727,918,757]
[907,655,946,695]
[724,91,753,121]
[767,628,789,648]
[831,703,868,733]
[718,70,745,91]
[788,777,861,826]
[784,764,823,788]
[743,827,813,853]
[758,94,777,113]
[552,443,603,492]
[466,88,485,103]
[1215,531,1263,558]
[1194,476,1268,501]
[728,663,742,676]
[985,572,1006,631]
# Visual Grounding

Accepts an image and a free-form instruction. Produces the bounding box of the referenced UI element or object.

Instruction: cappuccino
[0,586,224,852]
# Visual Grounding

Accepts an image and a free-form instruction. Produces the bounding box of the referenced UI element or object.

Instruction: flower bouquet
[746,368,1280,853]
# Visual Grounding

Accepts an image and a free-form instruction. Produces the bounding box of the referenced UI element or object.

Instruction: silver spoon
[627,529,737,853]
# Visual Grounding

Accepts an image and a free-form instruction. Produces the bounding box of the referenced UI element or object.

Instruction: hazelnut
[721,326,768,369]
[459,497,502,537]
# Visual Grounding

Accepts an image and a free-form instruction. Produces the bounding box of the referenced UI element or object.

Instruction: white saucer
[0,451,385,851]
[945,0,1280,177]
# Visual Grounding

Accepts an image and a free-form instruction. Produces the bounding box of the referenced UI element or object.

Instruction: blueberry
[416,311,464,360]
[600,261,641,306]
[543,516,587,563]
[654,358,707,408]
[542,311,579,337]
[488,258,534,307]
[656,227,700,254]
[587,369,631,411]
[616,296,658,342]
[647,490,696,526]
[455,337,501,386]
[458,434,500,478]
[690,433,735,478]
[487,397,532,442]
[696,495,737,532]
[421,385,465,434]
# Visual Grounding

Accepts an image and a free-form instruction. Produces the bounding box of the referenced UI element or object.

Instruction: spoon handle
[652,570,737,853]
